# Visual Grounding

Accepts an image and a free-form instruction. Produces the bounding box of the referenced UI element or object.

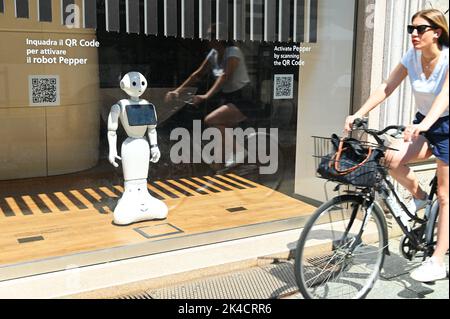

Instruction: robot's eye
[142,81,146,86]
[132,81,137,86]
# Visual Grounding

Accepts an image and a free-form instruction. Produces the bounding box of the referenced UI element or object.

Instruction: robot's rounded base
[113,180,168,226]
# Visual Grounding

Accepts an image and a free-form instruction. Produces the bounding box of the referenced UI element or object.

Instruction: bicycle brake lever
[184,92,196,106]
[384,146,400,152]
[389,127,406,139]
[389,133,403,139]
[352,117,369,130]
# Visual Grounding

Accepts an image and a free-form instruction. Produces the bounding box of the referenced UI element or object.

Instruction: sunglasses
[407,25,436,35]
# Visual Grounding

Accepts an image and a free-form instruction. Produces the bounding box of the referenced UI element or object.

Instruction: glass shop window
[0,0,356,281]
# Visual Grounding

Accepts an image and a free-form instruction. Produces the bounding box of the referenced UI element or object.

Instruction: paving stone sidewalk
[122,237,448,300]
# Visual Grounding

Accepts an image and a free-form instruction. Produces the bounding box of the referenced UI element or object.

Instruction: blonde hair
[412,9,449,47]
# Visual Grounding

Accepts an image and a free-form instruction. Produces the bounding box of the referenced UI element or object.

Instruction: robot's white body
[107,72,168,225]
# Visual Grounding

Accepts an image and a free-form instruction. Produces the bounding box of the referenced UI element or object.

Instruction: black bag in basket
[317,134,384,187]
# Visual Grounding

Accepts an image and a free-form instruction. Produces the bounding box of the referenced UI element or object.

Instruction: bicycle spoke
[304,238,356,289]
[305,252,347,287]
[295,196,386,299]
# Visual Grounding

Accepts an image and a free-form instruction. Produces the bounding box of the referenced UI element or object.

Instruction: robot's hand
[108,153,122,168]
[150,146,161,163]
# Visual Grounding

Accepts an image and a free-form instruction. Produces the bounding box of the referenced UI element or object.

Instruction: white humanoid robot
[107,72,168,225]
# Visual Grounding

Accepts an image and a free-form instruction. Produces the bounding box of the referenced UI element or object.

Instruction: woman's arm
[193,56,240,104]
[405,69,449,141]
[345,63,408,131]
[176,57,210,93]
[165,57,210,102]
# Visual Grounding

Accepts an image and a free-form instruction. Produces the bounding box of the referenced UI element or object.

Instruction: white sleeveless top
[206,46,250,93]
[401,46,449,117]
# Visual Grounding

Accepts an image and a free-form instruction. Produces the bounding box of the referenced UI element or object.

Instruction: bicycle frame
[350,118,440,258]
[424,176,440,254]
[336,175,438,264]
[378,175,439,257]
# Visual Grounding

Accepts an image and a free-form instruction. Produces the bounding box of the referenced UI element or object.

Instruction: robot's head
[120,72,147,98]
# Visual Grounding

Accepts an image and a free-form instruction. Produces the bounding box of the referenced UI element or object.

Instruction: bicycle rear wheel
[294,195,388,299]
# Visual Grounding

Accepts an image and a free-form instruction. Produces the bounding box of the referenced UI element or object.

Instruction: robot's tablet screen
[126,104,157,126]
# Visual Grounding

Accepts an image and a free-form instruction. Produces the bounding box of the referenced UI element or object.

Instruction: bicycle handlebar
[180,92,195,105]
[169,92,195,105]
[353,118,406,135]
[352,118,406,147]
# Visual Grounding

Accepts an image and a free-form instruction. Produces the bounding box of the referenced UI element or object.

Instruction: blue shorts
[413,112,449,165]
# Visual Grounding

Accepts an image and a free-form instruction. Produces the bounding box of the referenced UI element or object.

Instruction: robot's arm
[148,125,161,163]
[107,104,122,167]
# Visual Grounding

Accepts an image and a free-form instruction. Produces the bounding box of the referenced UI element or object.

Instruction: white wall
[294,0,356,201]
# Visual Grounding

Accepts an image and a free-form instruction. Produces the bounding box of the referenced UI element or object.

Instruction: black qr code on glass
[273,74,294,100]
[29,75,60,106]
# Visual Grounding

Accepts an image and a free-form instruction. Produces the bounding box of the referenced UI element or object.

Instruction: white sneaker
[224,150,247,168]
[410,257,448,282]
[406,194,428,214]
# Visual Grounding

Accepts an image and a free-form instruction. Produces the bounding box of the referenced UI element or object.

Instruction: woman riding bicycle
[165,24,258,168]
[345,9,449,283]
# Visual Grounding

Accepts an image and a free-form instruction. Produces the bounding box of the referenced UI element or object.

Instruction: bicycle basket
[313,134,386,187]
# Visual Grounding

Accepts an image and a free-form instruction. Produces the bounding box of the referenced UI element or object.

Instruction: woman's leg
[204,104,247,163]
[385,135,432,199]
[433,159,449,264]
[204,103,247,128]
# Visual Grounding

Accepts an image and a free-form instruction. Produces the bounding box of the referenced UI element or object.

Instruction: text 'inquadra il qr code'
[28,75,60,106]
[273,74,294,100]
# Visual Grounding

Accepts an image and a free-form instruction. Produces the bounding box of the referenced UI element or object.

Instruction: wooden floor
[0,170,315,267]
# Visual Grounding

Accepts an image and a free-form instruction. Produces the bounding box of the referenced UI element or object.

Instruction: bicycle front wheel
[294,195,388,299]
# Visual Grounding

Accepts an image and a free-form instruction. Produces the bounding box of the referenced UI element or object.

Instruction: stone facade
[428,0,449,17]
[355,0,448,126]
[354,0,449,193]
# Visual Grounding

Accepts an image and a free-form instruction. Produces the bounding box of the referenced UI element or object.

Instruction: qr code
[29,75,60,106]
[273,74,294,99]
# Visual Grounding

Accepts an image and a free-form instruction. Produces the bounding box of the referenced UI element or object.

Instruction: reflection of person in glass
[165,25,257,168]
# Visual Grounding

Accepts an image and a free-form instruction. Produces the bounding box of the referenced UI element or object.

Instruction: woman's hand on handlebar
[192,94,207,106]
[165,90,179,103]
[403,123,428,142]
[344,115,358,133]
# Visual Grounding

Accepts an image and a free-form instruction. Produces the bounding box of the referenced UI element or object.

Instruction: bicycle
[294,118,441,299]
